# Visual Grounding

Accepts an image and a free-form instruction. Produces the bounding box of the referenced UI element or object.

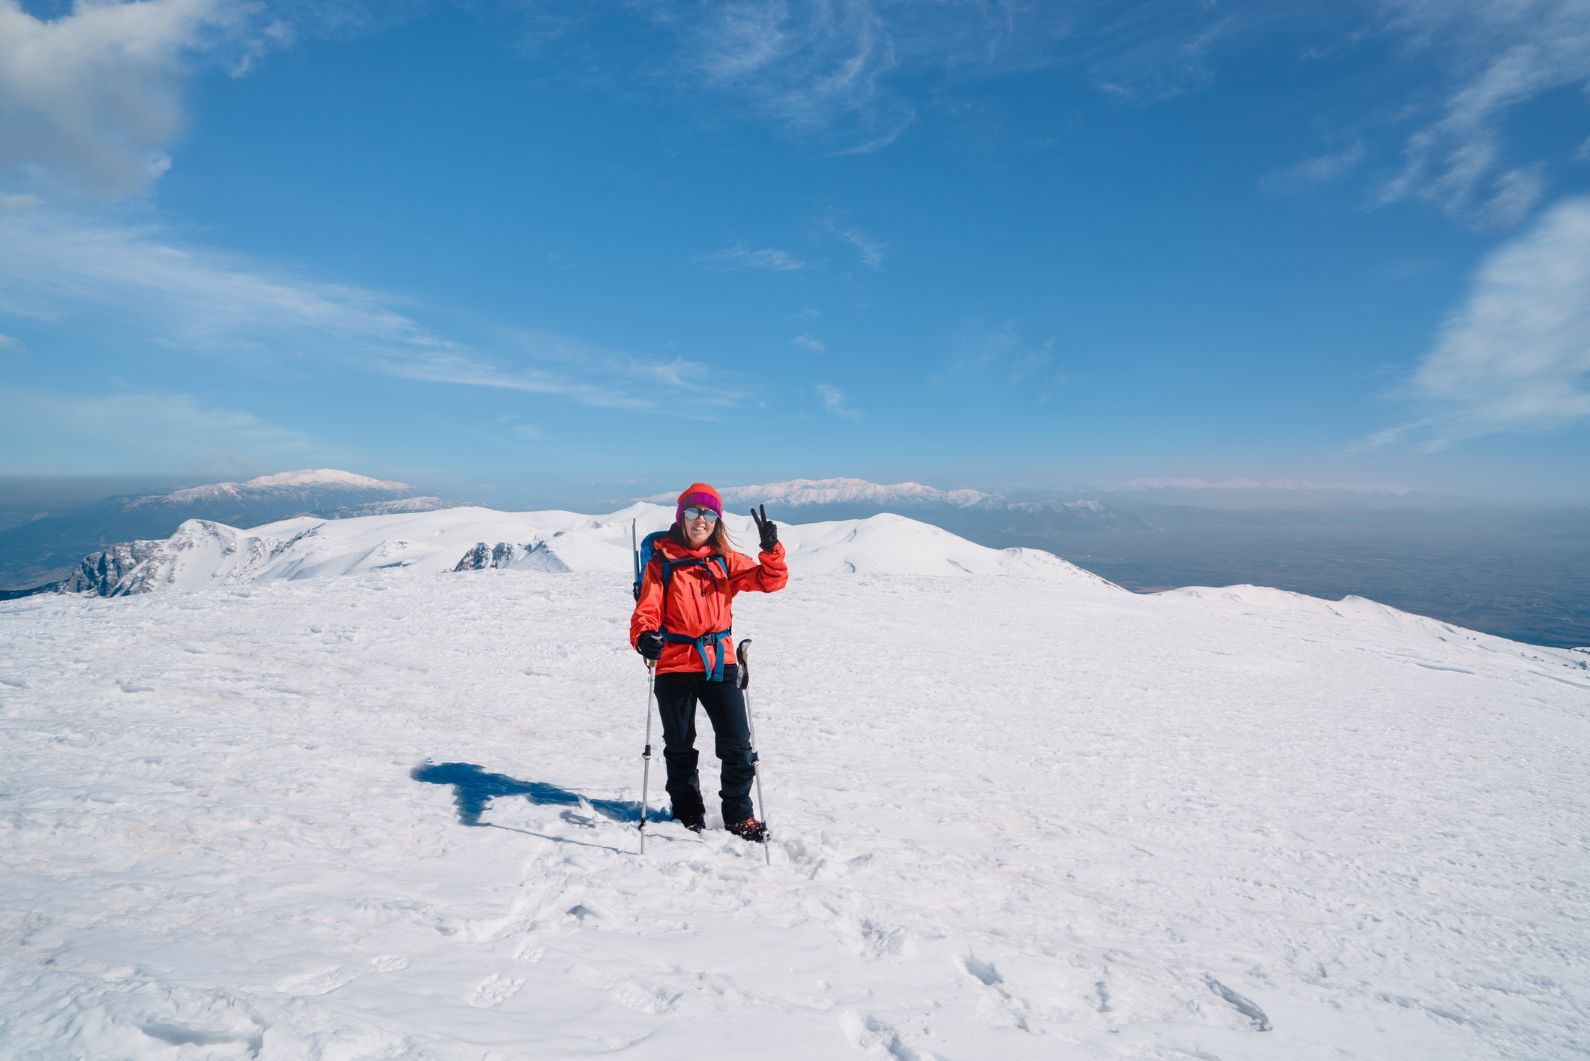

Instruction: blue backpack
[632,530,729,602]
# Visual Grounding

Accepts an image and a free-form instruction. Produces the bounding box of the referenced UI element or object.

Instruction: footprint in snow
[958,953,1033,1033]
[959,954,1001,986]
[838,1010,927,1060]
[274,965,358,996]
[469,974,525,1008]
[611,980,682,1014]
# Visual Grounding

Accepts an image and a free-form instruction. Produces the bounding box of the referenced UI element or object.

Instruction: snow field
[1,569,1588,1059]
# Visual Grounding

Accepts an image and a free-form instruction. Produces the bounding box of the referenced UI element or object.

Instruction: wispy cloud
[676,0,915,154]
[1073,3,1248,103]
[1374,1,1590,227]
[695,241,806,272]
[0,388,324,474]
[0,332,19,350]
[1261,140,1366,196]
[791,334,826,353]
[0,201,737,414]
[829,222,886,269]
[955,320,1073,402]
[507,422,542,441]
[816,383,861,420]
[1363,195,1590,451]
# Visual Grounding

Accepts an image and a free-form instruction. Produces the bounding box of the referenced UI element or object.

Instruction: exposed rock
[64,540,165,596]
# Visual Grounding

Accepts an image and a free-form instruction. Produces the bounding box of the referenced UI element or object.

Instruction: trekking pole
[737,639,771,866]
[639,660,656,855]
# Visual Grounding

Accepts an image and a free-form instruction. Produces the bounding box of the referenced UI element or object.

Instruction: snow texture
[1,510,1588,1059]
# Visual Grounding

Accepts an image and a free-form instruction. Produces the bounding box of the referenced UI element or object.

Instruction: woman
[630,482,788,842]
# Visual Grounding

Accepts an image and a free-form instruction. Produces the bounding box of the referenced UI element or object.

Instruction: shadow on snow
[410,761,670,828]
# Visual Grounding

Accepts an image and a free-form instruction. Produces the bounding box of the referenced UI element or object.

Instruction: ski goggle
[682,506,720,522]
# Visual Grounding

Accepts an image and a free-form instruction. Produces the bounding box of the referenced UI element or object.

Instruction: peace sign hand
[750,504,779,553]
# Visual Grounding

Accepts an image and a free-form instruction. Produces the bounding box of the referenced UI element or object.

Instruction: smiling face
[683,509,714,547]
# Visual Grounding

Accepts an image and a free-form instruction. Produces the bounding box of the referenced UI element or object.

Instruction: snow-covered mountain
[655,477,991,508]
[0,469,452,591]
[2,519,1586,1058]
[642,477,1143,542]
[61,504,1117,596]
[135,469,418,507]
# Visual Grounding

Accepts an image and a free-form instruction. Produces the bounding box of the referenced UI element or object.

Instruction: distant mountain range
[0,470,450,591]
[646,478,1145,535]
[39,504,1111,597]
[642,477,1590,648]
[3,472,1587,647]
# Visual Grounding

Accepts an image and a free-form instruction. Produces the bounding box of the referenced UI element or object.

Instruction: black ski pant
[653,664,755,824]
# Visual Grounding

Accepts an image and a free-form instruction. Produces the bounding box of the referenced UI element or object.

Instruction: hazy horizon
[3,469,1585,649]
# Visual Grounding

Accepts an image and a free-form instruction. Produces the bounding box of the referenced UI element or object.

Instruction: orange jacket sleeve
[630,558,663,649]
[728,541,788,596]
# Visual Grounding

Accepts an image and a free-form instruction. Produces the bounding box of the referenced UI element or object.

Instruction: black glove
[751,504,778,553]
[636,630,664,660]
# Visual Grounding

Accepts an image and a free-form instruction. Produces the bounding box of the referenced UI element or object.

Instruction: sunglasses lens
[684,507,718,522]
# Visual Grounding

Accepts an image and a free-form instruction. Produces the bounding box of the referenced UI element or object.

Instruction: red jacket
[629,536,788,674]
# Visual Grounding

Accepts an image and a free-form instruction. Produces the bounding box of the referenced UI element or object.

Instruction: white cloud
[0,0,267,198]
[830,223,886,269]
[1375,2,1590,227]
[0,331,18,350]
[0,388,324,473]
[1261,140,1366,195]
[816,383,861,420]
[0,203,738,415]
[695,241,806,272]
[678,0,915,154]
[1367,195,1590,450]
[791,334,825,353]
[0,1,408,200]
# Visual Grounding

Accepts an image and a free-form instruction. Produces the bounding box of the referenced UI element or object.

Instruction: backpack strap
[661,627,733,682]
[633,531,671,601]
[645,546,733,680]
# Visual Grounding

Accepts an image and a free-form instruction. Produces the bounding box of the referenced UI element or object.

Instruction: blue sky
[1,0,1588,507]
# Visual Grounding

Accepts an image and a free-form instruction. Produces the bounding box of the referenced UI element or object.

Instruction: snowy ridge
[242,469,414,490]
[83,504,1119,595]
[140,469,415,506]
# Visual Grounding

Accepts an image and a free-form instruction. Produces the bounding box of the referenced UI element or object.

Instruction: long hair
[669,518,736,553]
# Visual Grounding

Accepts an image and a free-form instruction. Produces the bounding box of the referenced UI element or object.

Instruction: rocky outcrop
[454,542,520,571]
[64,540,165,596]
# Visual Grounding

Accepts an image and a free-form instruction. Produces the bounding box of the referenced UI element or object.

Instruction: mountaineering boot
[673,811,705,833]
[727,817,769,843]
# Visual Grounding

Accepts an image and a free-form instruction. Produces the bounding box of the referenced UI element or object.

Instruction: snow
[2,513,1588,1059]
[82,506,1113,594]
[242,470,414,491]
[148,470,415,506]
